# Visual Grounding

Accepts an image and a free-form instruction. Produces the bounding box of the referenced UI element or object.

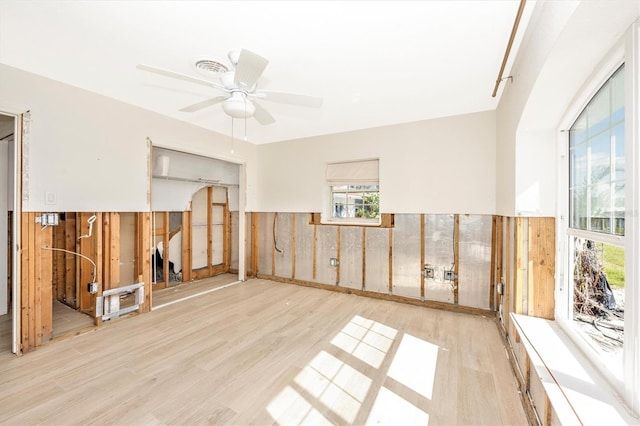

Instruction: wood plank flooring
[152,273,240,308]
[0,279,527,425]
[0,312,10,355]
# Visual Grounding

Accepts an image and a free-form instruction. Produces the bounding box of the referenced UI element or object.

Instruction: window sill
[321,219,381,227]
[511,313,637,424]
[309,213,394,228]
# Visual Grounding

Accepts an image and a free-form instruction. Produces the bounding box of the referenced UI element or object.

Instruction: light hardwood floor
[0,279,527,425]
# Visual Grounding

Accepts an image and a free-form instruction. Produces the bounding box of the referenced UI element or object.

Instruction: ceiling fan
[137,49,322,125]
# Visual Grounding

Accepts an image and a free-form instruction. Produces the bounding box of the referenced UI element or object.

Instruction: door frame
[1,109,23,355]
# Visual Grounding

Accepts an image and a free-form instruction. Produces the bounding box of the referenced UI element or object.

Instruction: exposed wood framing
[420,213,425,299]
[504,217,512,333]
[52,220,65,301]
[161,212,169,289]
[336,226,341,285]
[489,215,497,310]
[258,273,494,317]
[312,222,318,280]
[102,212,121,291]
[379,213,394,228]
[494,216,503,312]
[64,213,77,307]
[223,201,231,271]
[388,228,393,294]
[181,211,192,282]
[291,214,297,279]
[495,316,539,426]
[271,213,276,278]
[250,212,258,276]
[361,227,366,290]
[528,218,555,319]
[207,187,213,277]
[453,214,460,304]
[191,188,230,280]
[514,217,525,315]
[77,212,102,318]
[135,212,151,313]
[20,212,53,352]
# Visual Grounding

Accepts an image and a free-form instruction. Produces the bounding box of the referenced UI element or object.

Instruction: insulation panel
[458,215,492,309]
[424,214,455,303]
[392,214,421,298]
[339,227,363,289]
[294,214,314,282]
[273,213,294,278]
[315,225,338,285]
[364,227,389,293]
[191,188,208,269]
[211,205,224,266]
[257,212,274,275]
[230,211,239,270]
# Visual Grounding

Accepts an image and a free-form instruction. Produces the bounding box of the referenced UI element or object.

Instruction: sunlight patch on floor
[387,333,439,400]
[365,386,430,425]
[266,385,330,425]
[331,315,397,368]
[268,314,441,425]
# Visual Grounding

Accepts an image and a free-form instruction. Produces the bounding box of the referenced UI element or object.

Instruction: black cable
[273,212,282,253]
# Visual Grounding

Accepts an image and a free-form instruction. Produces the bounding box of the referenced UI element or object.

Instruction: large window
[570,66,625,236]
[568,66,626,379]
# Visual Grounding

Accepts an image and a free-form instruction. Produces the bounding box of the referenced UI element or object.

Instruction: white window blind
[325,159,379,185]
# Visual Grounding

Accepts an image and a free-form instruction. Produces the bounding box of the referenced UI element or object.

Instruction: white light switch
[45,192,56,205]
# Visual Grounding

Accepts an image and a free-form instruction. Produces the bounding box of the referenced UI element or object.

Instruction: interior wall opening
[0,113,15,354]
[150,146,242,304]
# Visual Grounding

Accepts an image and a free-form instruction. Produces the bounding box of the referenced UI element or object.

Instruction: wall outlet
[329,258,339,267]
[424,265,435,279]
[87,282,98,294]
[444,270,457,281]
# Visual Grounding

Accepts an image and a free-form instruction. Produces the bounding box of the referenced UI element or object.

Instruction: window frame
[556,26,639,414]
[329,184,380,223]
[322,159,382,226]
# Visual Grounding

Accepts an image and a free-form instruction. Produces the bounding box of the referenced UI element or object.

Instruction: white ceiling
[0,1,534,144]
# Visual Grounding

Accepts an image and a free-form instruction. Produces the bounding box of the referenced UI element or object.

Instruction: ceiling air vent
[193,58,229,77]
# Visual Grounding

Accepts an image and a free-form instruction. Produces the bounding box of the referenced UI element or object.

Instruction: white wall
[496,0,639,216]
[0,64,257,212]
[495,0,580,216]
[255,110,496,214]
[151,147,240,212]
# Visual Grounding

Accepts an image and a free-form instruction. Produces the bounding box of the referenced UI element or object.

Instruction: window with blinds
[324,159,380,224]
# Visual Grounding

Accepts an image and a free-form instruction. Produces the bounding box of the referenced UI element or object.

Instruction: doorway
[0,113,17,354]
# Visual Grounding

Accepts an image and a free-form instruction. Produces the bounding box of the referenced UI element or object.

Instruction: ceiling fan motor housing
[222,92,256,118]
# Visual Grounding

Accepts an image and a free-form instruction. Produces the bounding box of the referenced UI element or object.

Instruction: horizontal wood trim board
[256,273,494,317]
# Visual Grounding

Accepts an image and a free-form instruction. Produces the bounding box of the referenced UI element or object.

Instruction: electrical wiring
[78,214,97,240]
[273,212,282,253]
[40,246,97,282]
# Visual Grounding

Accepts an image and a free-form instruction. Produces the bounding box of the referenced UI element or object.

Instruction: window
[567,66,626,381]
[331,185,379,220]
[570,66,625,236]
[323,159,380,225]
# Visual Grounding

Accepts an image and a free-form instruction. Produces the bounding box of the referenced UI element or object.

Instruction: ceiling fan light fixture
[222,93,256,118]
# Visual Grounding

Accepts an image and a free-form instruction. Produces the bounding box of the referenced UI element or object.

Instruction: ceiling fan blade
[179,96,228,112]
[137,64,227,91]
[252,101,276,126]
[234,49,269,89]
[256,90,323,108]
